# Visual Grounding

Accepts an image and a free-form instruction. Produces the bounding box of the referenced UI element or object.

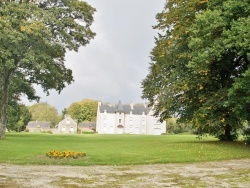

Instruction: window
[141,117,146,125]
[119,119,122,124]
[129,118,133,125]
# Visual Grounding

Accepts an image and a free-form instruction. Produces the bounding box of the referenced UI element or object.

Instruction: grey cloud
[22,0,165,113]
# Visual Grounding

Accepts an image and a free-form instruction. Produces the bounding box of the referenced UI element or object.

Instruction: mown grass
[0,133,249,165]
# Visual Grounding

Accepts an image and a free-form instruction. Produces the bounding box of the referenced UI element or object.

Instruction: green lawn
[0,133,249,165]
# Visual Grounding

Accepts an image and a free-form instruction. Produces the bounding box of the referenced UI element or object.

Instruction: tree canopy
[29,102,60,126]
[67,99,98,123]
[142,0,250,140]
[7,104,31,132]
[0,0,96,138]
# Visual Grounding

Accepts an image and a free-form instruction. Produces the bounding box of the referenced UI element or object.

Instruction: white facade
[57,115,77,134]
[96,101,166,135]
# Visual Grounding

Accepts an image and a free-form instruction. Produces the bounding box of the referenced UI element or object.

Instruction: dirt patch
[0,159,249,187]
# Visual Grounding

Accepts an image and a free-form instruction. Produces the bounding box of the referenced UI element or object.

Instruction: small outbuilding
[78,122,96,133]
[57,115,77,134]
[26,121,51,133]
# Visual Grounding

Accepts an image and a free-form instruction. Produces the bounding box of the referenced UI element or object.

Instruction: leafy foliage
[67,99,98,123]
[0,0,96,138]
[142,0,207,120]
[29,102,60,126]
[142,0,250,141]
[7,104,31,132]
[243,124,250,144]
[166,117,192,134]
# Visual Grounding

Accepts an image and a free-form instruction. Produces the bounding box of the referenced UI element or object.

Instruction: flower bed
[46,150,86,159]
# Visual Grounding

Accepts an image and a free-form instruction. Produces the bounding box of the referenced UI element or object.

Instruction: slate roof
[116,100,124,112]
[26,121,51,128]
[99,101,151,115]
[78,122,96,128]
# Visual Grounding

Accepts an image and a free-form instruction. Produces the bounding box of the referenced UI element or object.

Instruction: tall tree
[29,102,60,126]
[0,0,96,138]
[67,99,98,123]
[142,0,250,140]
[142,0,207,122]
[187,0,250,140]
[7,104,31,132]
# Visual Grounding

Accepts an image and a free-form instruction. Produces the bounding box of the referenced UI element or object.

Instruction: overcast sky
[22,0,165,113]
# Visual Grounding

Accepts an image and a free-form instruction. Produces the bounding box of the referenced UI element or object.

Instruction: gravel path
[0,159,250,187]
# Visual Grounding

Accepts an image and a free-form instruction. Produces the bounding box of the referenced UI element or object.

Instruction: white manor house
[96,101,166,135]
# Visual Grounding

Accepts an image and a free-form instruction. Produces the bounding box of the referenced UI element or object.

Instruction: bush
[42,130,52,134]
[243,126,250,144]
[82,131,96,134]
[166,118,194,134]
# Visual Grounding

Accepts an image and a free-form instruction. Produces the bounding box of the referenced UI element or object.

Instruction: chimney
[130,102,134,110]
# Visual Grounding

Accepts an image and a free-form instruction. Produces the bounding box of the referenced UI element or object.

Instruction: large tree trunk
[0,76,10,139]
[0,101,8,139]
[224,123,231,141]
[219,123,234,141]
[0,114,7,138]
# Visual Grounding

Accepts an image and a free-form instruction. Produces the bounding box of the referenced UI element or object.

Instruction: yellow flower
[199,84,204,90]
[221,118,225,123]
[46,150,86,159]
